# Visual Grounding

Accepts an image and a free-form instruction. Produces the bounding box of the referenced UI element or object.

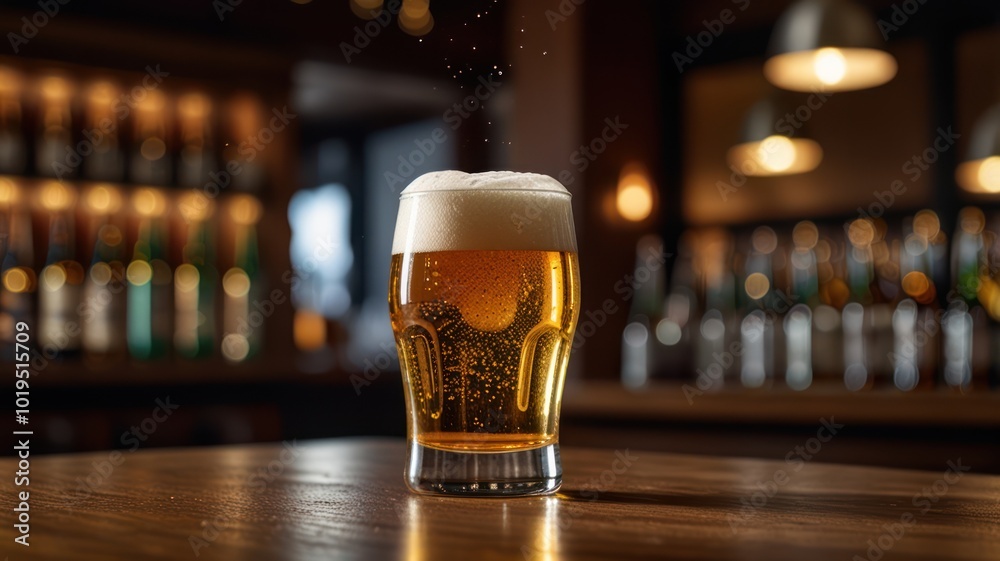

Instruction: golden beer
[389,249,579,451]
[390,170,579,495]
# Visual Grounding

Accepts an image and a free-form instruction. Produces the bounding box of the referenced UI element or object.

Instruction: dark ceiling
[4,0,1000,88]
[0,0,508,89]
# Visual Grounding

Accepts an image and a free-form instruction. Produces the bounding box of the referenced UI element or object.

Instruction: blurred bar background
[2,0,999,472]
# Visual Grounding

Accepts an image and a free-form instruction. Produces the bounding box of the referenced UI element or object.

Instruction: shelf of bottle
[561,379,1000,428]
[28,354,357,389]
[0,174,266,208]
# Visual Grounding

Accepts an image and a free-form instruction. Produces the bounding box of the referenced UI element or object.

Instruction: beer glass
[389,170,580,496]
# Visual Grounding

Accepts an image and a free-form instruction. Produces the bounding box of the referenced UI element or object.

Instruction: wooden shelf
[561,380,1000,428]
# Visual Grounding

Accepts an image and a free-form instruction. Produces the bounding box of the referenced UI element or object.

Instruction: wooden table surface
[3,437,999,560]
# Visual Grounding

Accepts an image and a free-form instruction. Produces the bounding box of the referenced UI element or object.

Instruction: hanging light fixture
[727,98,823,176]
[957,103,1000,194]
[764,0,897,92]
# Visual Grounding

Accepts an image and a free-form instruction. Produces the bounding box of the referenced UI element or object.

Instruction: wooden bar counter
[3,437,999,560]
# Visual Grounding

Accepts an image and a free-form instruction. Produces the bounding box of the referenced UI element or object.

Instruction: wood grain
[2,438,998,560]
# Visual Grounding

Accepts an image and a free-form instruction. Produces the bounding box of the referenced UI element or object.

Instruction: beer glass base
[405,441,562,496]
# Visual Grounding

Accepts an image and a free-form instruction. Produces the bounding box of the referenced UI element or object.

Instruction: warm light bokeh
[615,163,654,222]
[764,47,897,92]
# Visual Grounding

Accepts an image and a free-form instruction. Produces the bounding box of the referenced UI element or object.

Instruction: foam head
[392,171,577,254]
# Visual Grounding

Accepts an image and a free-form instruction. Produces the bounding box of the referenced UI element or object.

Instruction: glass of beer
[389,171,580,496]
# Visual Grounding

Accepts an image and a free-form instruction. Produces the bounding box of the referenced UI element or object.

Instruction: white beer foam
[392,171,577,254]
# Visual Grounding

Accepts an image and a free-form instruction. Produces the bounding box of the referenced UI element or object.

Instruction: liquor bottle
[38,182,84,359]
[80,184,127,369]
[83,82,124,181]
[978,216,1000,389]
[82,224,127,365]
[35,75,73,178]
[0,179,34,358]
[222,195,263,363]
[620,234,665,389]
[868,219,896,384]
[221,94,266,193]
[177,93,217,188]
[127,188,171,359]
[739,226,779,389]
[658,234,697,381]
[944,207,990,391]
[0,66,27,174]
[175,192,217,359]
[842,218,886,391]
[812,231,846,384]
[696,229,736,391]
[785,221,821,390]
[894,211,940,391]
[130,90,172,185]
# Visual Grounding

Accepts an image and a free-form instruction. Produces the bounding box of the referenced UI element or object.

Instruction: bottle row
[0,180,266,364]
[0,63,278,191]
[622,207,1000,392]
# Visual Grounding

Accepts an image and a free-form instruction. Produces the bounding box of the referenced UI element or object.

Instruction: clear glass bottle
[83,81,124,181]
[35,75,73,178]
[175,192,217,359]
[127,188,171,359]
[222,195,263,363]
[130,90,172,185]
[0,66,27,174]
[38,182,84,359]
[177,93,217,188]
